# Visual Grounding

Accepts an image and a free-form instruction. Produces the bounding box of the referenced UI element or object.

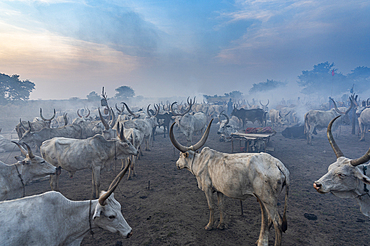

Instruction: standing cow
[0,142,57,201]
[0,163,132,246]
[314,115,370,217]
[40,124,138,198]
[170,119,289,246]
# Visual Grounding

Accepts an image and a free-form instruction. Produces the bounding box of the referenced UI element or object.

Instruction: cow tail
[282,180,289,232]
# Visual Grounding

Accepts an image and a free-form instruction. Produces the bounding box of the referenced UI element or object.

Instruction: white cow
[124,128,144,179]
[217,113,240,141]
[304,98,353,145]
[173,112,207,145]
[314,115,370,216]
[170,120,290,246]
[0,164,132,246]
[0,142,57,201]
[40,124,138,198]
[358,108,370,141]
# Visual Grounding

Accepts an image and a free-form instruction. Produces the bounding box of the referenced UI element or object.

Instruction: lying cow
[40,124,138,198]
[282,125,305,139]
[217,113,240,141]
[0,142,57,201]
[170,119,290,246]
[314,115,370,217]
[0,163,132,246]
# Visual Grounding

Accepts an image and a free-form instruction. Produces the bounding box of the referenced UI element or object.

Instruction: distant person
[227,98,233,116]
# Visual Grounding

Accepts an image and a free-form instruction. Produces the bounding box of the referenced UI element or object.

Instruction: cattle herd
[0,93,370,245]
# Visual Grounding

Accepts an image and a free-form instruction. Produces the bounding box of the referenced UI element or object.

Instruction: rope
[14,164,25,197]
[89,199,95,238]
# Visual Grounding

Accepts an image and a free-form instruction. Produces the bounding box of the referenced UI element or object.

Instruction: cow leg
[92,166,101,199]
[216,192,225,230]
[263,203,283,246]
[204,188,215,230]
[256,198,269,246]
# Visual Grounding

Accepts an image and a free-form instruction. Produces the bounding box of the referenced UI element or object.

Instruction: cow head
[115,124,138,158]
[170,119,213,170]
[313,115,370,215]
[93,162,132,238]
[12,141,57,178]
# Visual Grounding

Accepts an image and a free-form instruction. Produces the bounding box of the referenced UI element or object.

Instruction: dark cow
[282,125,305,139]
[231,107,266,128]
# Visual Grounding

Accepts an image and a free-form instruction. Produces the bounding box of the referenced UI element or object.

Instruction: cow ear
[93,203,104,219]
[354,168,370,185]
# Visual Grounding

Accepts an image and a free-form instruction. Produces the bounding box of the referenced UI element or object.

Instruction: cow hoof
[217,223,225,230]
[205,225,213,231]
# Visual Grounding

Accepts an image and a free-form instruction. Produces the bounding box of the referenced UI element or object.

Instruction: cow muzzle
[127,231,133,238]
[313,182,325,193]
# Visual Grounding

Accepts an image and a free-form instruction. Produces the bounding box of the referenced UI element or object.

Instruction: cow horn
[169,122,190,153]
[221,113,229,125]
[117,123,126,142]
[191,119,213,151]
[330,98,344,114]
[98,107,110,130]
[147,104,153,117]
[99,160,131,205]
[84,108,91,118]
[40,108,56,121]
[109,107,116,128]
[12,141,28,157]
[350,148,370,166]
[19,119,26,130]
[116,103,124,115]
[170,119,213,153]
[122,102,138,118]
[327,115,344,158]
[77,109,82,118]
[22,142,35,159]
[63,113,68,126]
[344,97,354,115]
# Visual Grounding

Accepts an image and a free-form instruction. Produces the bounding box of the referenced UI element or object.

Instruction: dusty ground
[2,122,370,246]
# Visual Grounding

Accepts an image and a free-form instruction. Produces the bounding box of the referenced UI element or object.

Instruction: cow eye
[109,215,116,219]
[337,173,345,178]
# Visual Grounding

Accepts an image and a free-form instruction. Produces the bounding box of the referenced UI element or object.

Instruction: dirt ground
[2,122,370,246]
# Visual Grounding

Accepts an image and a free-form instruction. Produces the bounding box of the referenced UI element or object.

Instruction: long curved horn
[147,104,153,117]
[122,102,138,118]
[40,108,56,121]
[19,119,26,130]
[330,98,344,114]
[344,97,354,115]
[191,119,213,151]
[98,107,110,130]
[350,148,370,166]
[327,115,344,158]
[63,113,68,126]
[84,108,91,118]
[109,107,116,128]
[169,122,189,153]
[221,113,229,125]
[22,142,35,159]
[98,160,131,205]
[12,141,28,156]
[77,109,82,118]
[117,123,126,142]
[260,99,269,107]
[170,101,192,116]
[116,103,124,115]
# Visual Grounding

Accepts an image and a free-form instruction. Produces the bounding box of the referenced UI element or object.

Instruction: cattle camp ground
[0,100,370,245]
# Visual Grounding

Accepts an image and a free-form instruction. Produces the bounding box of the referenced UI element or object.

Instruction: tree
[297,62,349,96]
[87,91,101,101]
[249,79,286,93]
[0,73,35,104]
[114,86,135,100]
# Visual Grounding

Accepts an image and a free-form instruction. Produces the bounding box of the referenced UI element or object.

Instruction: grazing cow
[217,113,240,141]
[282,125,305,139]
[40,124,138,198]
[357,108,370,141]
[313,115,370,217]
[0,164,132,246]
[170,120,289,246]
[304,97,353,145]
[231,107,266,128]
[0,142,57,201]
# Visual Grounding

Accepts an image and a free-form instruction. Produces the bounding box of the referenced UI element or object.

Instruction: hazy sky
[1,0,369,100]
